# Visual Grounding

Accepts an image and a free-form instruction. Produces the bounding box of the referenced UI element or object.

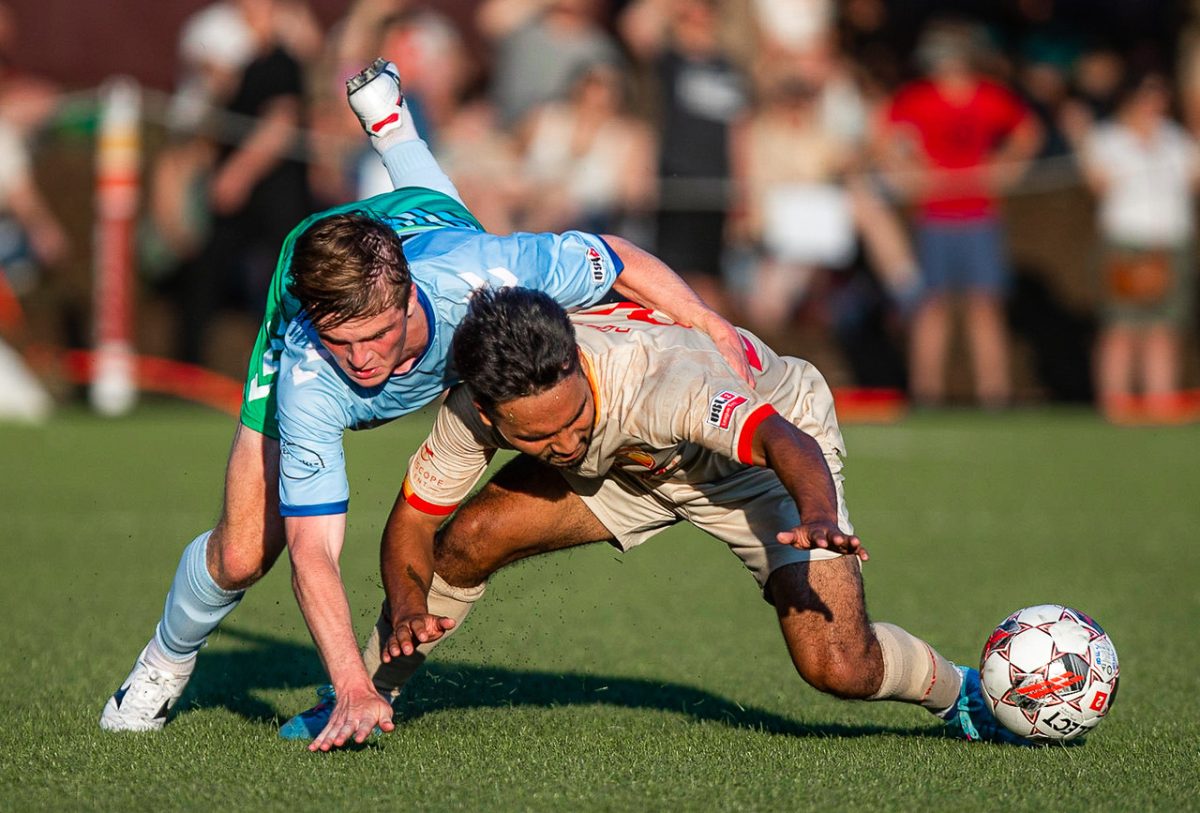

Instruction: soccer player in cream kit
[285,287,1026,750]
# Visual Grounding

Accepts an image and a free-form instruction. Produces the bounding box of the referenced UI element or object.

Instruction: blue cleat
[941,666,1030,745]
[279,684,337,740]
[279,684,388,741]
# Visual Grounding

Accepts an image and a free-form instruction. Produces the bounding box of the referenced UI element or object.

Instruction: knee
[207,522,282,590]
[795,642,882,700]
[432,519,490,588]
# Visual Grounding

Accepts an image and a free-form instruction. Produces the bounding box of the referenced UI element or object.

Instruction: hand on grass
[309,685,395,752]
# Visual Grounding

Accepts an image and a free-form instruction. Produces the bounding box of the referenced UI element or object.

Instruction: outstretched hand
[309,686,395,752]
[777,521,869,561]
[383,613,457,661]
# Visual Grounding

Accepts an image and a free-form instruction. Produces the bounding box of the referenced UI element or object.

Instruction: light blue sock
[153,530,244,662]
[381,139,465,205]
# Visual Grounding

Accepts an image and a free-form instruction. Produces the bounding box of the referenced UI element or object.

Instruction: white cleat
[346,58,408,142]
[99,644,193,732]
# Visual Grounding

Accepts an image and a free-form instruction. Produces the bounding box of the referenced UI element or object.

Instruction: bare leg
[1141,324,1180,398]
[101,423,285,731]
[1096,324,1136,419]
[767,557,882,698]
[766,557,960,711]
[207,423,285,590]
[909,293,951,405]
[964,292,1011,407]
[363,456,613,694]
[435,455,614,587]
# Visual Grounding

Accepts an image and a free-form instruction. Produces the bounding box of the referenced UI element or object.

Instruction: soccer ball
[979,604,1119,741]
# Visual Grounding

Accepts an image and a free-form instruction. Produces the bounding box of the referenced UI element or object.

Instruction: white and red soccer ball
[979,604,1119,742]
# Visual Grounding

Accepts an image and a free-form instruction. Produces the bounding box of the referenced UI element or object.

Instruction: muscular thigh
[434,455,614,584]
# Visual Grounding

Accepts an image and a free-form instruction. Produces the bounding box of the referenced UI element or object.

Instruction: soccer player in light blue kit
[100,60,752,741]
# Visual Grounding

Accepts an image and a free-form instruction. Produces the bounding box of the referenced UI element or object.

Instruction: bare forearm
[753,416,840,523]
[605,235,711,325]
[380,499,441,623]
[286,517,374,694]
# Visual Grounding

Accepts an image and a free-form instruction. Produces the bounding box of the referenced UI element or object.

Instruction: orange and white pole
[90,77,141,416]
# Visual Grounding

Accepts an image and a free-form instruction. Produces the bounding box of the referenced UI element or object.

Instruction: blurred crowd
[3,0,1200,423]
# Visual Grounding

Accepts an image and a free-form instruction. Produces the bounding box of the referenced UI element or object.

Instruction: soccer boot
[279,684,389,741]
[99,643,193,732]
[346,58,408,142]
[279,684,337,740]
[940,665,1030,745]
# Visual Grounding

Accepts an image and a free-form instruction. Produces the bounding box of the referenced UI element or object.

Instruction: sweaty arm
[603,235,754,385]
[748,415,867,561]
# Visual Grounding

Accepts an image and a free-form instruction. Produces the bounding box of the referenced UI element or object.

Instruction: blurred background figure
[0,110,66,300]
[875,20,1042,408]
[0,115,58,423]
[620,0,747,314]
[434,83,526,234]
[728,74,853,334]
[0,2,60,137]
[176,0,314,366]
[517,60,655,235]
[2,0,1198,416]
[1081,73,1199,424]
[139,2,252,302]
[0,1,64,422]
[478,0,621,129]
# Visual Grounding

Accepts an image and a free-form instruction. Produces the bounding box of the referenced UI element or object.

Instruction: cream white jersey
[402,303,846,517]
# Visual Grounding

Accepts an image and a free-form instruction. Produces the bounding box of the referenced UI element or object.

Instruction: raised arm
[603,234,755,384]
[747,414,868,561]
[285,513,396,751]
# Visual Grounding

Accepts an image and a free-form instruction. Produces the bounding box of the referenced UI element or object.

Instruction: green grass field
[1,404,1197,811]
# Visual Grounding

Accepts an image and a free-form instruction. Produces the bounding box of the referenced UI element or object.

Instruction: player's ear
[405,285,418,316]
[474,401,493,426]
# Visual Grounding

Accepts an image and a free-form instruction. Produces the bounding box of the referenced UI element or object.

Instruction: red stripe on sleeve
[402,478,457,516]
[736,404,778,464]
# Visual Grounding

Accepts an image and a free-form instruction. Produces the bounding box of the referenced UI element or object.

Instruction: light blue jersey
[275,228,624,516]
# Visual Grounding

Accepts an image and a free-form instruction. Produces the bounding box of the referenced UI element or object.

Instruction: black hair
[452,287,580,415]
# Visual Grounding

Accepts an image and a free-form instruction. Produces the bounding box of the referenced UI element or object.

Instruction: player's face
[486,371,595,468]
[316,305,411,388]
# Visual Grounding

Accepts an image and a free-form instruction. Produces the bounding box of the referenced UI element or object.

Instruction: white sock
[143,635,197,675]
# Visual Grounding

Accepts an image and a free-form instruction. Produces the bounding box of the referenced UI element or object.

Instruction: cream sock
[363,573,486,698]
[868,622,961,713]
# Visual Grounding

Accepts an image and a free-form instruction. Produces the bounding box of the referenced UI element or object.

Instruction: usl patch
[706,390,748,430]
[586,247,606,283]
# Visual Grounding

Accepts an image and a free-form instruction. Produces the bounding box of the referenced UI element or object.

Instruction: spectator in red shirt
[875,21,1041,408]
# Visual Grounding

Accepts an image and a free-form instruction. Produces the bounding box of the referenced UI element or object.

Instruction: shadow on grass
[183,626,939,741]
